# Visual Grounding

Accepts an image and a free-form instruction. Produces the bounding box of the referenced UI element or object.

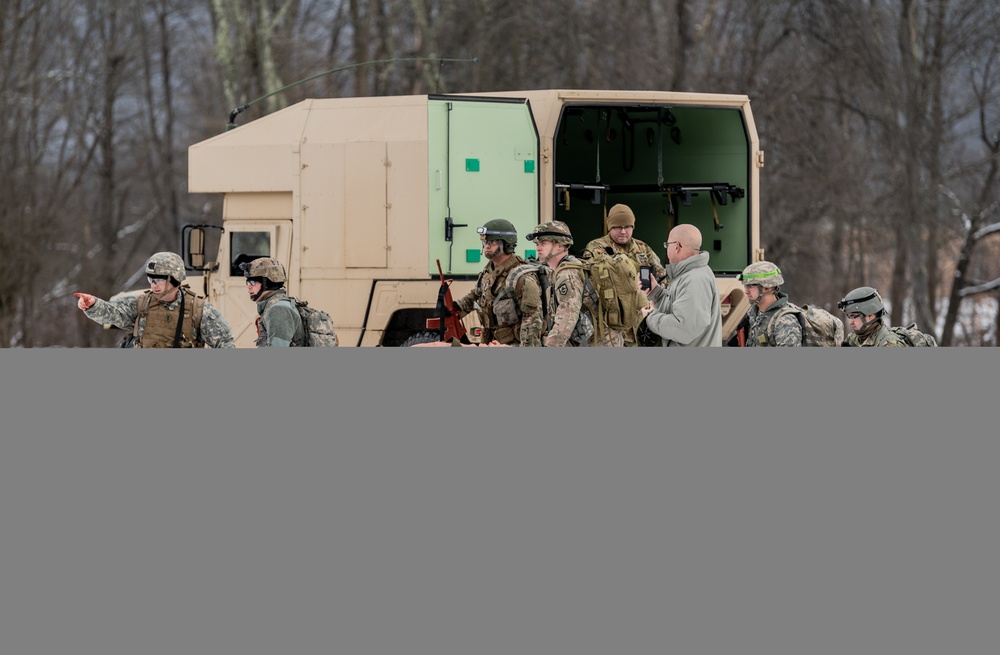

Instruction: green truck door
[428,96,540,277]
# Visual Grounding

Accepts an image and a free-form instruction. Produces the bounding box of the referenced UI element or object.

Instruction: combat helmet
[526,221,574,246]
[241,257,287,284]
[837,286,885,317]
[146,252,186,284]
[740,261,784,288]
[477,219,518,253]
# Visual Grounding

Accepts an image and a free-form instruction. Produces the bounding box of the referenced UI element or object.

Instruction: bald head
[665,224,703,264]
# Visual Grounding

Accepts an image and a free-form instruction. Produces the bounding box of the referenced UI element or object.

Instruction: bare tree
[939,44,1000,344]
[4,0,999,347]
[0,0,106,346]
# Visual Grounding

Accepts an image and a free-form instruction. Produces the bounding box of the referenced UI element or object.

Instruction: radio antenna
[226,56,480,130]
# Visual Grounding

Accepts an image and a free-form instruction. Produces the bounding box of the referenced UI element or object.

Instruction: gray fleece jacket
[644,251,722,347]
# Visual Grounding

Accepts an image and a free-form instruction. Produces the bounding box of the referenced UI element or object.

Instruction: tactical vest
[135,289,205,348]
[478,255,525,345]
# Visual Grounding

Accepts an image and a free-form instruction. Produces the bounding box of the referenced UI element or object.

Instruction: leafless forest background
[2,0,998,347]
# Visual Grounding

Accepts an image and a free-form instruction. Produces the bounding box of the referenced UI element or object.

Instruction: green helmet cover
[478,219,518,252]
[838,286,885,316]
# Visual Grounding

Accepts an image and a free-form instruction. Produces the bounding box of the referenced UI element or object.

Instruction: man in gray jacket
[639,224,722,347]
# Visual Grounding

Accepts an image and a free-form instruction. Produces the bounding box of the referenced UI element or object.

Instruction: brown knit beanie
[606,204,636,229]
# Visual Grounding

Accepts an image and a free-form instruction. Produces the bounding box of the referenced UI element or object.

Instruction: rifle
[726,314,750,347]
[426,259,467,343]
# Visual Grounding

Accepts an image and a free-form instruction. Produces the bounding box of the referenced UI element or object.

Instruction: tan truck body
[187,90,762,346]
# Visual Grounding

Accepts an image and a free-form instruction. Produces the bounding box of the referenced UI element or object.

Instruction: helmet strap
[855,315,880,338]
[154,280,181,302]
[757,287,777,309]
[541,244,566,266]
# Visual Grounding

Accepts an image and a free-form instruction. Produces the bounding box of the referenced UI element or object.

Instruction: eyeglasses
[147,275,168,285]
[846,313,863,320]
[664,241,679,249]
[610,225,633,231]
[245,278,261,287]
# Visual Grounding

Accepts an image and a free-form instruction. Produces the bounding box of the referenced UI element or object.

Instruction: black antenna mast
[226,56,480,130]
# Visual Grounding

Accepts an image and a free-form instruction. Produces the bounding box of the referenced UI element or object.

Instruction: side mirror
[182,224,223,272]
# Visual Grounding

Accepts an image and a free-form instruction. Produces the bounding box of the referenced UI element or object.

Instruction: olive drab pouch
[556,253,647,342]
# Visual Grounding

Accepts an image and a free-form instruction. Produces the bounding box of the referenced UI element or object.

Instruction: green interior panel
[428,98,540,277]
[552,105,751,274]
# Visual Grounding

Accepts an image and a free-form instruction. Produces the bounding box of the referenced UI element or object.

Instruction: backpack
[496,261,594,342]
[768,303,845,347]
[557,254,647,341]
[280,297,339,347]
[890,323,938,347]
[497,261,550,321]
[122,286,205,348]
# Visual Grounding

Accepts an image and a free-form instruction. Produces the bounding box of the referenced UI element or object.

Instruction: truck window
[229,232,271,276]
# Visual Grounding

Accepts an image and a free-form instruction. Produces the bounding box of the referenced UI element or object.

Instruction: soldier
[526,221,597,347]
[738,261,803,347]
[583,204,667,280]
[837,286,907,347]
[583,203,666,347]
[639,224,722,347]
[74,251,235,348]
[241,257,304,347]
[452,219,544,346]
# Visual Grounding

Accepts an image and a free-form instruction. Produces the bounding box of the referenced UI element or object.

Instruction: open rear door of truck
[427,96,541,277]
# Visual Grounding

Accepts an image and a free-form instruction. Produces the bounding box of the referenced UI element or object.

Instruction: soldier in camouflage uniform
[75,251,235,348]
[452,219,543,346]
[526,221,602,347]
[241,257,304,347]
[739,261,803,347]
[581,203,663,347]
[837,286,907,347]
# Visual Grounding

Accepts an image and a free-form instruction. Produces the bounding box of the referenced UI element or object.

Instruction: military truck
[184,89,763,347]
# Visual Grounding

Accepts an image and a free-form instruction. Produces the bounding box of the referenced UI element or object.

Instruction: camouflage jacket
[455,254,543,346]
[582,235,667,282]
[746,293,802,347]
[255,289,305,347]
[543,255,587,347]
[845,321,907,347]
[85,288,235,348]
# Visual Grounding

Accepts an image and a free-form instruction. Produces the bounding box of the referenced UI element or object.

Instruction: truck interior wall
[552,105,750,274]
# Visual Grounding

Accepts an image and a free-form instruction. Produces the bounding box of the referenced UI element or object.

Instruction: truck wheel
[401,331,443,347]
